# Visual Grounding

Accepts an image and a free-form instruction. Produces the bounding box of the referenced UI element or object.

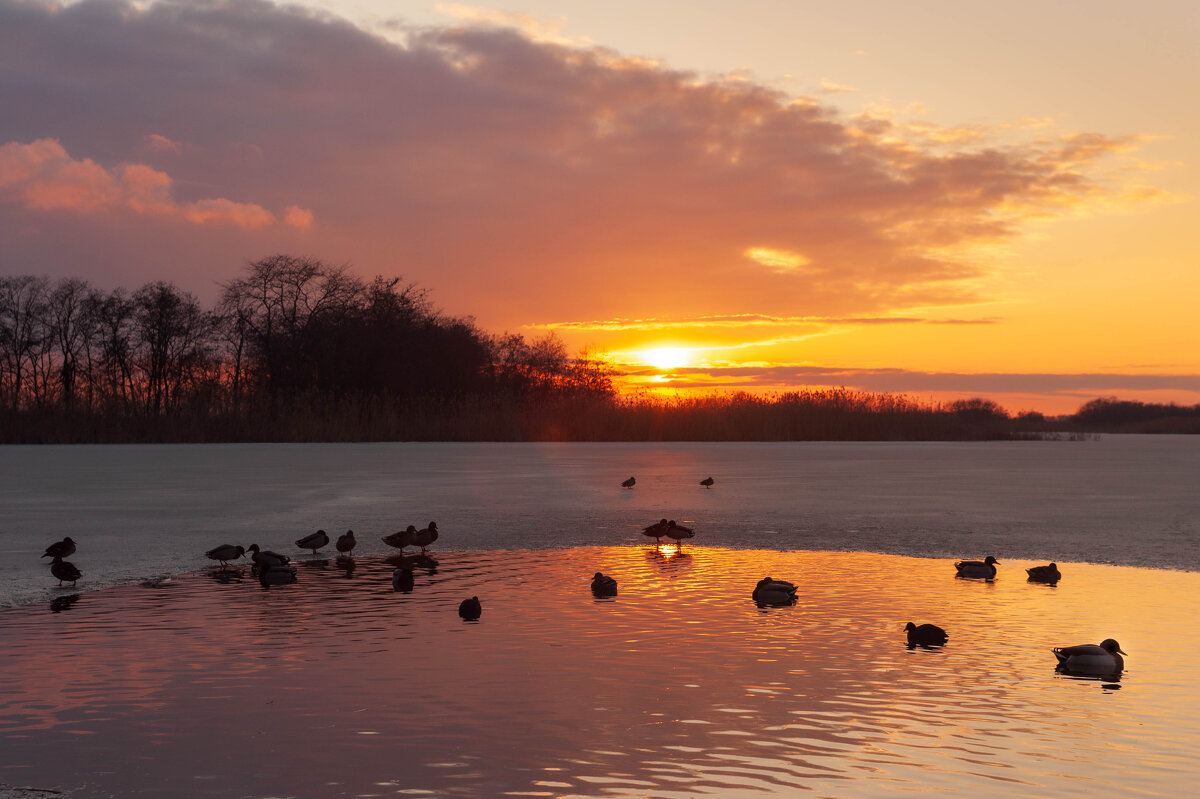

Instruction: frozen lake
[1,436,1198,607]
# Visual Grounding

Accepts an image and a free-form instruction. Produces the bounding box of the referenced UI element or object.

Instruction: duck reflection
[49,593,81,613]
[257,564,298,587]
[645,545,693,573]
[335,556,356,578]
[386,553,438,573]
[205,567,246,585]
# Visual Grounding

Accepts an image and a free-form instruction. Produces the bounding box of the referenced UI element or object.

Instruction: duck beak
[1117,648,1127,655]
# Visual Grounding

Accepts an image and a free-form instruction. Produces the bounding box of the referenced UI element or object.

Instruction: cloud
[0,0,1166,325]
[534,314,1000,332]
[0,137,293,229]
[435,3,590,48]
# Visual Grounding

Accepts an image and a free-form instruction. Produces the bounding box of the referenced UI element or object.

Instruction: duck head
[1100,638,1127,655]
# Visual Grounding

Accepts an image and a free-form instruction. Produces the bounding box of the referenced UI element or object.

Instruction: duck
[905,622,949,648]
[664,520,695,549]
[42,537,77,559]
[752,577,797,606]
[295,529,329,554]
[954,555,999,579]
[642,518,669,547]
[458,596,482,620]
[1027,562,1061,583]
[1053,639,1126,675]
[392,567,414,592]
[335,530,357,555]
[247,544,290,570]
[700,477,714,488]
[204,544,246,566]
[382,525,417,552]
[621,476,636,488]
[591,572,618,595]
[50,556,82,586]
[411,522,438,554]
[258,563,297,585]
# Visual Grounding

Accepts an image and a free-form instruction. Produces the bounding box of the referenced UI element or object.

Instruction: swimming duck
[382,525,417,552]
[247,544,290,570]
[642,518,668,547]
[954,555,999,579]
[411,522,438,554]
[205,544,246,566]
[700,477,714,488]
[905,622,949,648]
[258,564,297,585]
[50,556,81,586]
[392,567,414,592]
[1053,639,1126,675]
[752,577,797,606]
[1027,562,1061,583]
[622,476,636,488]
[295,529,329,554]
[42,537,77,559]
[335,530,357,555]
[591,572,618,595]
[664,520,695,549]
[458,596,482,620]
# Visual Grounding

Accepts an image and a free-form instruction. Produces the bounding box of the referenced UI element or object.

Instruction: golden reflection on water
[1,547,1199,797]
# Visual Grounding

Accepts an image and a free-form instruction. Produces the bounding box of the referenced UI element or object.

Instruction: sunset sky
[2,0,1196,414]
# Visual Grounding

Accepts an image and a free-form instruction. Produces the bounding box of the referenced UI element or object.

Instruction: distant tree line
[1,259,1196,442]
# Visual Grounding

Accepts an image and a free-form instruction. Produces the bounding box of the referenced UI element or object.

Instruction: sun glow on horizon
[638,347,693,370]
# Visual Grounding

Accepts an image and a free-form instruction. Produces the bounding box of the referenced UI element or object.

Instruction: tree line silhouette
[1,257,1196,442]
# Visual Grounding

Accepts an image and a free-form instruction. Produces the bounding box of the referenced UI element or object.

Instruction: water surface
[1,547,1196,797]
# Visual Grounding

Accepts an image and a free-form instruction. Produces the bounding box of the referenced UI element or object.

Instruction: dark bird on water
[642,518,668,547]
[50,556,81,587]
[591,572,618,595]
[700,477,714,488]
[459,596,482,620]
[296,529,330,554]
[905,622,949,648]
[664,520,694,549]
[205,544,245,566]
[247,544,290,570]
[42,537,76,560]
[383,525,417,552]
[336,530,357,555]
[622,476,636,488]
[1026,562,1061,583]
[752,577,797,606]
[954,555,999,579]
[392,567,414,592]
[1053,638,1126,675]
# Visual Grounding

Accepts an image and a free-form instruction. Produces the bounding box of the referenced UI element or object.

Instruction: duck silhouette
[383,525,417,553]
[905,622,949,648]
[700,477,714,488]
[411,522,438,554]
[247,544,290,571]
[642,518,668,547]
[591,572,618,595]
[664,520,694,550]
[459,596,482,620]
[392,567,415,592]
[621,476,636,488]
[50,556,81,587]
[335,530,357,556]
[42,537,76,560]
[295,529,329,554]
[204,544,245,566]
[1053,638,1125,676]
[1026,563,1061,583]
[752,577,797,606]
[954,555,999,579]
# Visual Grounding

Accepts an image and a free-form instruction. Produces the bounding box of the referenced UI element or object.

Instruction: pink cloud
[142,133,183,153]
[0,138,282,229]
[283,205,314,230]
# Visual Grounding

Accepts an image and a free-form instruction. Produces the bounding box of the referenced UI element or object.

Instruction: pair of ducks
[623,476,715,488]
[904,621,1125,675]
[382,522,439,554]
[42,537,82,587]
[954,556,1062,583]
[641,519,695,548]
[295,529,358,555]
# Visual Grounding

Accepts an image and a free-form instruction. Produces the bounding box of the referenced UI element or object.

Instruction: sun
[640,347,691,370]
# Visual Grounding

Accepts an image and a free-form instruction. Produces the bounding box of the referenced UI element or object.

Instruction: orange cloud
[0,138,300,230]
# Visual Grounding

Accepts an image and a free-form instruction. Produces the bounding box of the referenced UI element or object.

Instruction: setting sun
[640,347,691,370]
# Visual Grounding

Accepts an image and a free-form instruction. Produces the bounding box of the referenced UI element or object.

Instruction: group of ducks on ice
[39,509,1125,677]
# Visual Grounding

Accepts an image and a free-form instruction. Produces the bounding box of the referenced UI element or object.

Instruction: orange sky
[1,0,1196,414]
